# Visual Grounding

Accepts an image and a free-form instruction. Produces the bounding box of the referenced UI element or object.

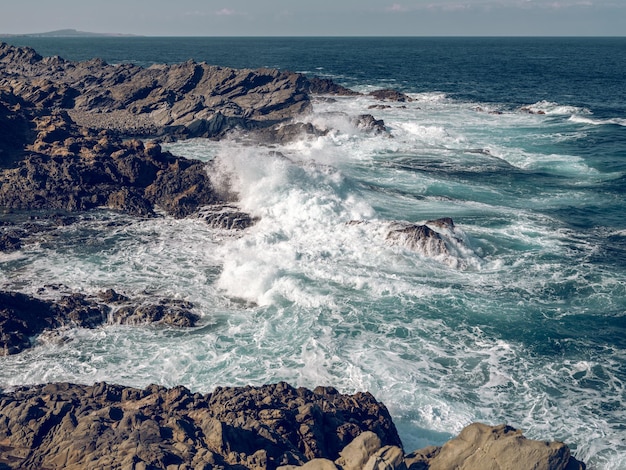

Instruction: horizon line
[2,33,626,39]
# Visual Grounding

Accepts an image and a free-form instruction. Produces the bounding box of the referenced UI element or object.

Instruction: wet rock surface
[351,114,387,135]
[386,223,450,257]
[0,289,199,355]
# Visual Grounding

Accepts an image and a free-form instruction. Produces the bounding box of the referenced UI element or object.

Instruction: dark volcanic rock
[112,300,199,327]
[304,77,360,96]
[0,93,34,169]
[198,204,259,230]
[386,222,449,257]
[0,290,200,355]
[0,232,21,252]
[0,381,401,470]
[368,89,413,102]
[0,109,221,217]
[0,291,108,355]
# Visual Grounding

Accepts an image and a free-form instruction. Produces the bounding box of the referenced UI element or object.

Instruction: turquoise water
[1,37,625,468]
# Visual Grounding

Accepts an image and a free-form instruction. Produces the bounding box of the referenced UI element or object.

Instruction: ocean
[1,37,625,468]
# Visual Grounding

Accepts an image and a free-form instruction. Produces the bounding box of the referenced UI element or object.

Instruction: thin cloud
[386,3,410,12]
[385,0,599,12]
[215,8,237,16]
[182,7,243,18]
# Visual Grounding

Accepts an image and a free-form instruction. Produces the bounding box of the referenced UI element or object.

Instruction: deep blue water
[1,37,625,468]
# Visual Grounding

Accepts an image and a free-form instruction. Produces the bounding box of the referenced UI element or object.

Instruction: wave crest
[519,100,590,116]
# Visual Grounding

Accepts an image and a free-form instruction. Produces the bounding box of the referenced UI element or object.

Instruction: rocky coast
[0,42,587,469]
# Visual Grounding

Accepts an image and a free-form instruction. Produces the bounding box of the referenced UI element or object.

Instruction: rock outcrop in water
[386,218,458,258]
[0,381,584,470]
[0,289,199,356]
[0,110,222,217]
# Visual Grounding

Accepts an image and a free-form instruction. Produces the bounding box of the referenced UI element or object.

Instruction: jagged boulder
[0,109,222,217]
[386,223,449,257]
[352,114,387,134]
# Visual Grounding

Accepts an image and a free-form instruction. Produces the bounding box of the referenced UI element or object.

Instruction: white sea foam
[407,92,449,104]
[520,100,591,116]
[487,146,597,175]
[1,91,624,469]
[569,114,626,127]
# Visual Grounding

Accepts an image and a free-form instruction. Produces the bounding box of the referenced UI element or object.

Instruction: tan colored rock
[404,445,440,470]
[363,445,406,470]
[427,423,585,470]
[335,431,382,470]
[285,458,339,470]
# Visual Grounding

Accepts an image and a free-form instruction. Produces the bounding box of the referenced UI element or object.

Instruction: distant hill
[0,29,138,38]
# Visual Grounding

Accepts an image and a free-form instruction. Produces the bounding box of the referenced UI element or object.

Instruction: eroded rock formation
[0,43,311,139]
[0,289,199,355]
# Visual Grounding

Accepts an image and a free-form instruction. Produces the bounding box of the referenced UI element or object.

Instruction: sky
[1,0,624,37]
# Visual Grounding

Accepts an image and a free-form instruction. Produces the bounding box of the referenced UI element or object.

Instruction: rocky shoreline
[0,381,584,470]
[0,42,587,468]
